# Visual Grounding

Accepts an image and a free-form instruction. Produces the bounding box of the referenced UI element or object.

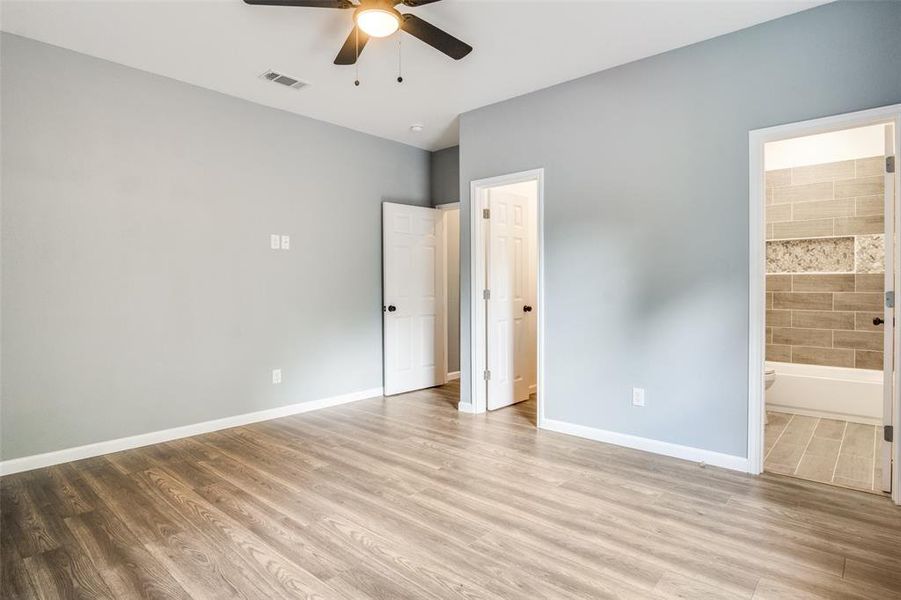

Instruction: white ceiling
[1,0,825,151]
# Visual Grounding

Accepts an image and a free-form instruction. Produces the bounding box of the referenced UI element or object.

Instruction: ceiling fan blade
[400,14,471,60]
[401,0,443,6]
[334,26,370,65]
[243,0,353,8]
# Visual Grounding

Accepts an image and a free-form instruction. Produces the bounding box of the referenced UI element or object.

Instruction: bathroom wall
[765,155,885,369]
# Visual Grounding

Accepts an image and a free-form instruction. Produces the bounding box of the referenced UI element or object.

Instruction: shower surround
[765,156,885,370]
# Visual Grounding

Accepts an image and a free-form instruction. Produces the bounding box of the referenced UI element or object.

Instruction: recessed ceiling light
[410,124,424,133]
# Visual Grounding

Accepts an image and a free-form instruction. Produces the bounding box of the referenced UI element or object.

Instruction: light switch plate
[270,234,281,250]
[281,235,290,250]
[272,369,282,384]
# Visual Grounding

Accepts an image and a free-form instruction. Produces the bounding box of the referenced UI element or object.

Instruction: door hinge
[887,155,896,174]
[886,425,894,443]
[482,208,490,219]
[483,369,491,381]
[886,291,895,308]
[483,289,490,300]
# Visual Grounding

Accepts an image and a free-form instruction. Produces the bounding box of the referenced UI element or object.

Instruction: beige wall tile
[766,309,792,327]
[766,327,773,344]
[855,156,885,178]
[791,160,855,185]
[766,274,791,291]
[773,292,832,310]
[834,175,884,198]
[834,292,882,311]
[791,274,854,292]
[766,187,774,205]
[766,344,791,362]
[765,203,792,223]
[766,223,774,239]
[855,350,884,370]
[834,215,884,236]
[766,168,792,189]
[792,346,854,368]
[855,195,884,217]
[771,218,833,240]
[833,330,883,351]
[772,327,832,348]
[855,273,884,292]
[791,198,854,221]
[792,310,854,330]
[854,312,884,332]
[766,292,773,309]
[772,181,832,204]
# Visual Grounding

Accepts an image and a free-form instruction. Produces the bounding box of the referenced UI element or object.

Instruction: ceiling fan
[243,0,473,65]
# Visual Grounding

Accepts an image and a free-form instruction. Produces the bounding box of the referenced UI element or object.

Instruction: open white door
[383,202,445,396]
[883,124,896,493]
[486,188,536,410]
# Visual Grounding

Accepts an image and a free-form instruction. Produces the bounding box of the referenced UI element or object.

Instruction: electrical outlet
[632,387,645,407]
[272,369,282,384]
[280,235,290,250]
[270,234,281,250]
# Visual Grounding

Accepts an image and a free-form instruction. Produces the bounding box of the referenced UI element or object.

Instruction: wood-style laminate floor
[3,381,901,599]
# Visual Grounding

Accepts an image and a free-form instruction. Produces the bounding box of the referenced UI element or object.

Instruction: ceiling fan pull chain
[397,37,404,83]
[354,26,360,86]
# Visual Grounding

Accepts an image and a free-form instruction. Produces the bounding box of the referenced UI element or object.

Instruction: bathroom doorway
[749,106,901,504]
[468,169,543,424]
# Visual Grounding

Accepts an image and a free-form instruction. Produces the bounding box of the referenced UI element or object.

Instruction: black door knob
[523,305,533,312]
[387,305,397,312]
[873,317,885,325]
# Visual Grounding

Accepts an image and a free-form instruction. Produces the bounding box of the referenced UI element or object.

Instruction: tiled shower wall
[765,156,885,370]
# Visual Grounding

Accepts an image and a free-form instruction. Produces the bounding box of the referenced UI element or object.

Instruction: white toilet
[764,368,776,424]
[765,368,776,390]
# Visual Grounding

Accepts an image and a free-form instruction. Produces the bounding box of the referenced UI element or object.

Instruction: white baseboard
[539,418,749,473]
[446,371,461,381]
[457,401,475,413]
[0,387,383,476]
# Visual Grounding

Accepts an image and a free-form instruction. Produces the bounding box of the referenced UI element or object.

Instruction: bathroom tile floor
[765,411,886,494]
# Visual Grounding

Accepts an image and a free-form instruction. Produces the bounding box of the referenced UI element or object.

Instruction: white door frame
[748,105,901,505]
[468,169,544,421]
[438,202,461,381]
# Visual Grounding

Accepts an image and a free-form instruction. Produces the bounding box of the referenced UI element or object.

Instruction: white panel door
[487,189,535,410]
[882,124,896,493]
[383,202,444,396]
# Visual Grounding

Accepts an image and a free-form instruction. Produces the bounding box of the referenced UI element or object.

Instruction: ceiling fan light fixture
[355,7,400,38]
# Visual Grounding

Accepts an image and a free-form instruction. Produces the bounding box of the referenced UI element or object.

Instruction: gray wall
[1,34,430,460]
[458,1,901,458]
[430,146,459,205]
[431,147,460,372]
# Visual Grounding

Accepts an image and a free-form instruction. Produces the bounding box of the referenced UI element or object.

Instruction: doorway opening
[749,106,901,504]
[468,169,544,424]
[381,201,461,408]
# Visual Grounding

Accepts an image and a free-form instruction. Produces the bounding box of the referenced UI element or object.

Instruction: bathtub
[765,361,883,425]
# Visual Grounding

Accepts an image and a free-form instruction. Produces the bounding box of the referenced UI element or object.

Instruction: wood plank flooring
[3,381,901,599]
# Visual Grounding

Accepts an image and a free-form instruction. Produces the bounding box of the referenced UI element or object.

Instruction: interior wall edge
[0,386,384,475]
[540,418,750,473]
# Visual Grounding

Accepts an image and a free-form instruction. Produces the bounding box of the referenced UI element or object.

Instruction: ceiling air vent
[260,70,308,90]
